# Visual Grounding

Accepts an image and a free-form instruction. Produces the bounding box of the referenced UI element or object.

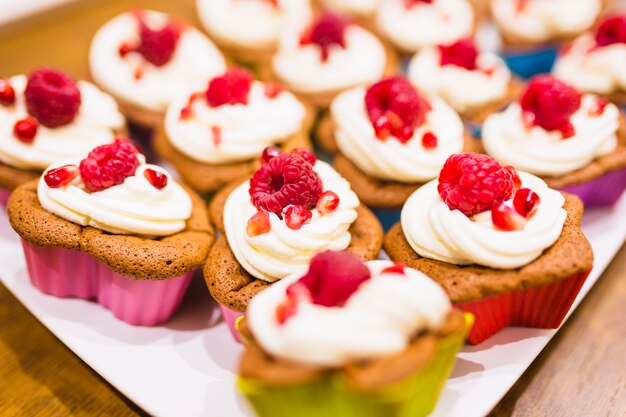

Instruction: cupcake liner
[371,208,402,232]
[464,121,483,138]
[0,188,10,207]
[560,167,626,207]
[21,240,193,326]
[501,45,558,79]
[238,314,472,417]
[456,270,590,345]
[219,303,244,343]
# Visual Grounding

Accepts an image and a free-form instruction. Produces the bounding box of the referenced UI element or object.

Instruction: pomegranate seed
[275,296,297,324]
[211,125,221,147]
[504,166,522,190]
[118,42,134,57]
[276,282,312,324]
[179,92,203,120]
[292,148,316,165]
[560,42,574,56]
[144,168,168,189]
[13,117,38,143]
[588,98,609,117]
[0,79,15,106]
[246,209,271,237]
[260,146,282,164]
[44,164,79,188]
[264,82,283,99]
[522,111,535,129]
[481,67,496,77]
[422,132,438,149]
[381,262,405,275]
[316,190,340,214]
[134,67,143,80]
[515,0,527,12]
[286,281,313,302]
[559,121,575,139]
[513,188,540,218]
[284,205,312,230]
[491,203,526,231]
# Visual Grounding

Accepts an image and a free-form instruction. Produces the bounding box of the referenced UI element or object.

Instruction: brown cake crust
[384,193,594,304]
[459,77,524,124]
[7,179,214,280]
[238,308,466,390]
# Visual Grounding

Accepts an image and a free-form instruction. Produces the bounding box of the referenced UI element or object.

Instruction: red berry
[144,168,168,189]
[246,209,271,237]
[0,79,15,106]
[249,152,323,217]
[292,148,316,165]
[13,117,38,143]
[44,164,79,188]
[504,166,522,190]
[588,98,609,117]
[211,125,221,147]
[514,0,527,13]
[135,13,181,67]
[595,15,626,47]
[520,75,582,138]
[79,138,140,192]
[24,68,81,128]
[264,82,283,99]
[438,153,516,217]
[365,76,431,143]
[284,205,312,230]
[513,188,540,218]
[179,92,204,120]
[260,146,282,164]
[275,281,312,325]
[205,68,254,107]
[381,262,405,275]
[316,190,340,214]
[438,39,478,70]
[422,132,438,149]
[299,12,349,62]
[118,42,134,57]
[404,0,433,9]
[491,203,526,231]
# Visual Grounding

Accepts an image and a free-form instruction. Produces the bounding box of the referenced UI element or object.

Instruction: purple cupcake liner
[560,167,626,206]
[0,188,10,208]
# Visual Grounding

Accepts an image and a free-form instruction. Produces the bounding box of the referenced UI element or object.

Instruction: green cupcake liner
[238,314,473,417]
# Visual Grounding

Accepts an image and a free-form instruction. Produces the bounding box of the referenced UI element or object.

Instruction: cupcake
[491,0,602,78]
[385,153,594,344]
[0,69,124,206]
[204,148,383,340]
[238,250,472,417]
[482,75,626,206]
[7,138,215,326]
[269,11,398,109]
[318,75,479,229]
[89,9,226,128]
[196,0,312,66]
[154,67,314,195]
[375,0,475,56]
[407,38,520,135]
[553,14,626,105]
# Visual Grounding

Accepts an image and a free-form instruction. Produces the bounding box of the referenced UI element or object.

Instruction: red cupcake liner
[456,270,591,345]
[22,239,193,326]
[219,303,244,343]
[561,167,626,206]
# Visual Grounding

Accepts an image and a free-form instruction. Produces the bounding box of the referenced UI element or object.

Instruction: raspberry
[79,138,141,192]
[249,151,323,217]
[438,39,478,70]
[520,75,582,138]
[135,12,181,67]
[299,12,349,62]
[365,76,431,143]
[205,68,254,107]
[595,15,626,47]
[291,148,316,165]
[438,153,516,217]
[24,69,81,128]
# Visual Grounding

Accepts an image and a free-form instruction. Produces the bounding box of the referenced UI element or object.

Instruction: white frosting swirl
[165,82,306,164]
[38,156,192,236]
[401,172,566,269]
[553,34,626,95]
[491,0,601,44]
[331,87,465,182]
[196,0,311,51]
[224,161,360,282]
[89,10,226,113]
[407,47,511,113]
[375,0,474,52]
[272,24,386,94]
[0,75,124,171]
[247,260,451,367]
[320,0,381,19]
[482,95,619,176]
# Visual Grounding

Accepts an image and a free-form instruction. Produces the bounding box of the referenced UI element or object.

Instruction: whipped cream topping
[89,10,226,113]
[482,95,619,176]
[376,0,474,52]
[491,0,601,44]
[247,260,451,367]
[38,156,192,236]
[224,161,360,282]
[553,34,626,95]
[0,76,124,171]
[272,24,386,94]
[401,172,566,269]
[320,0,381,19]
[331,87,465,182]
[165,82,306,164]
[197,0,311,51]
[408,47,511,113]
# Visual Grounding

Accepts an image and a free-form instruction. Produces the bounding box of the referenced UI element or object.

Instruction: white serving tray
[1,192,625,417]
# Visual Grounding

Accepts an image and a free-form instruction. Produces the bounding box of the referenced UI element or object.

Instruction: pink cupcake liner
[219,303,244,343]
[22,240,193,326]
[0,188,10,207]
[456,270,590,345]
[561,167,626,206]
